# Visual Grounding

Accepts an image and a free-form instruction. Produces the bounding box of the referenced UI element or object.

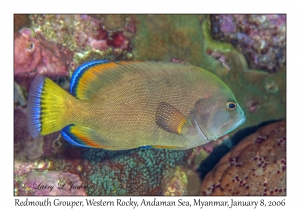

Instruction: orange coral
[200,120,286,196]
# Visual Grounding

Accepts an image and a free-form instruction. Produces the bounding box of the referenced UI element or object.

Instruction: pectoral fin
[155,102,191,135]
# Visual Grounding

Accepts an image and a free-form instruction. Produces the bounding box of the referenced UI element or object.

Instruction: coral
[245,97,261,113]
[14,29,40,77]
[15,171,87,196]
[101,14,127,30]
[39,135,228,196]
[200,120,286,195]
[14,82,27,106]
[14,159,54,196]
[187,135,231,171]
[30,15,99,52]
[264,78,279,93]
[210,15,286,73]
[14,161,37,178]
[132,15,204,63]
[160,166,201,196]
[29,14,135,61]
[161,166,188,196]
[71,50,114,70]
[70,49,133,73]
[42,132,63,155]
[48,146,193,195]
[206,50,230,71]
[14,28,73,78]
[14,107,44,160]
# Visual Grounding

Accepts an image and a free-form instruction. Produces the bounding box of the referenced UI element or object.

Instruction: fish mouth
[221,116,246,137]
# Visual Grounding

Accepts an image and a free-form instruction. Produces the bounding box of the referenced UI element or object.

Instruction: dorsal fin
[69,60,193,100]
[70,60,142,100]
[70,60,109,99]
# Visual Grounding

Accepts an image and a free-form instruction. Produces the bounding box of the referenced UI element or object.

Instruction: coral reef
[210,14,286,73]
[14,15,135,92]
[14,28,73,77]
[14,133,225,196]
[14,107,44,160]
[30,14,101,52]
[48,146,193,195]
[29,15,134,63]
[200,120,286,195]
[14,28,73,91]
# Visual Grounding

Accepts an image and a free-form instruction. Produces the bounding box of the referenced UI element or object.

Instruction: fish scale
[27,61,245,150]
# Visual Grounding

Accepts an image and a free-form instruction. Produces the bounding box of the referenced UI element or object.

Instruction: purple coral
[14,107,44,160]
[14,29,41,77]
[14,28,73,91]
[14,28,73,78]
[210,14,286,72]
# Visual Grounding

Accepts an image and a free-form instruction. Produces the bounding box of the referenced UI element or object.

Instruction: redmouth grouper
[27,60,246,150]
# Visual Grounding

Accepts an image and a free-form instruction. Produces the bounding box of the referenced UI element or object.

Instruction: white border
[4,0,296,209]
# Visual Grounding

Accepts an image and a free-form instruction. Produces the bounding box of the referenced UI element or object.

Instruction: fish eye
[226,101,236,110]
[26,42,35,52]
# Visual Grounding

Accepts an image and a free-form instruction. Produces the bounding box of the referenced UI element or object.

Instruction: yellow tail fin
[27,74,72,137]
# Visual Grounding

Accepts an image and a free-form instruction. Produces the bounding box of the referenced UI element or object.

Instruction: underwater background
[14,14,286,195]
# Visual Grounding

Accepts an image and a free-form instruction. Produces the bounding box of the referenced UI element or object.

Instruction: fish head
[190,92,246,141]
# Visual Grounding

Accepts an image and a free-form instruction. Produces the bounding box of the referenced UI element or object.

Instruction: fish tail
[27,74,72,138]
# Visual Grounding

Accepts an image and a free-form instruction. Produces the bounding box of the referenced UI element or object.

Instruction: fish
[27,60,246,150]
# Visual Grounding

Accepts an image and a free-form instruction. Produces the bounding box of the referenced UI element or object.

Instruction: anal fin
[61,124,119,149]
